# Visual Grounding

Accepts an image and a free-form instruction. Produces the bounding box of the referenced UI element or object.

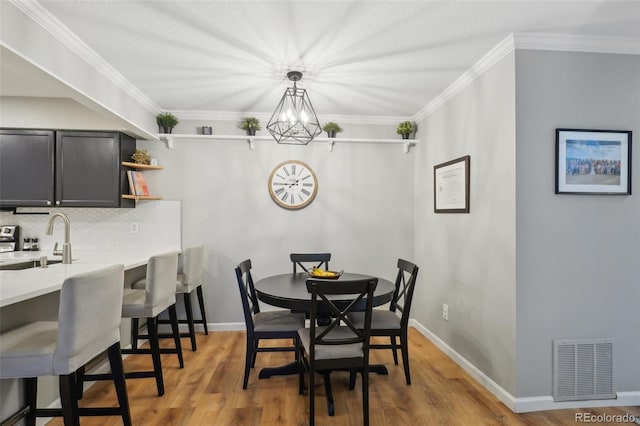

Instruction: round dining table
[254,271,396,416]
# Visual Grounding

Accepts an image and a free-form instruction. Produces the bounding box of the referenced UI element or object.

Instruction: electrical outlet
[130,222,139,234]
[442,303,449,321]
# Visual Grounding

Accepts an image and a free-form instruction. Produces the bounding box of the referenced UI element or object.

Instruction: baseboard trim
[408,319,640,413]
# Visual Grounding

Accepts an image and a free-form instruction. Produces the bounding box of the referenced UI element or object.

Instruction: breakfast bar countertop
[0,249,176,307]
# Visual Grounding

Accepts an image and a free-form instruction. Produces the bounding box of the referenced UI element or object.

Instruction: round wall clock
[268,160,318,209]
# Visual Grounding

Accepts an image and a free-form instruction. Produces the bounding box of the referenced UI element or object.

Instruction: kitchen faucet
[46,212,72,264]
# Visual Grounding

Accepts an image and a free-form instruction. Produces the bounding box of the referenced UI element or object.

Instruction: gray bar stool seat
[0,264,131,426]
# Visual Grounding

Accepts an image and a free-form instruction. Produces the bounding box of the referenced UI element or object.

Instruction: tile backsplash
[0,201,181,252]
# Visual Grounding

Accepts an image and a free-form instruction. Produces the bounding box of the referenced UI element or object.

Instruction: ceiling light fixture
[267,71,321,145]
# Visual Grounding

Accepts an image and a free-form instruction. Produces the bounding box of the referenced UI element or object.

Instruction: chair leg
[242,335,253,389]
[168,304,185,368]
[401,331,411,385]
[322,371,335,416]
[250,339,258,368]
[24,377,37,426]
[349,369,357,390]
[147,316,165,396]
[196,286,209,335]
[309,365,315,426]
[108,342,132,426]
[59,373,80,426]
[183,292,197,351]
[362,368,370,426]
[74,365,85,400]
[390,335,399,365]
[131,318,139,350]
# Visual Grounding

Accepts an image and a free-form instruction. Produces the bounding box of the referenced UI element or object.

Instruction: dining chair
[133,245,208,351]
[235,259,305,389]
[298,277,377,426]
[0,265,131,426]
[290,252,331,274]
[348,258,419,385]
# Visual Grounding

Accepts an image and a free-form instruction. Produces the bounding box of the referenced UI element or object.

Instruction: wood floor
[47,328,639,425]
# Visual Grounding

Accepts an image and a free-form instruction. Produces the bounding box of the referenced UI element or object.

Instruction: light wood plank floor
[48,328,639,425]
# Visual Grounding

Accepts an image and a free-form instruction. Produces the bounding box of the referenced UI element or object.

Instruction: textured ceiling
[12,1,640,119]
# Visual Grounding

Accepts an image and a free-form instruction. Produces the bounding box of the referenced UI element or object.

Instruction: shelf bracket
[247,138,255,151]
[403,141,415,154]
[161,136,174,149]
[328,140,335,152]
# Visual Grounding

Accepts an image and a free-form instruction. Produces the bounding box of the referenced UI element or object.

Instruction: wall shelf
[157,134,418,153]
[121,195,163,201]
[122,161,164,170]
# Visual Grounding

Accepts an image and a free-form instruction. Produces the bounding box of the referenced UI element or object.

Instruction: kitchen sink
[0,259,63,270]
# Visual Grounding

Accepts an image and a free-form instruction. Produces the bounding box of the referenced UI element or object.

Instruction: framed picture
[434,155,470,213]
[555,129,632,195]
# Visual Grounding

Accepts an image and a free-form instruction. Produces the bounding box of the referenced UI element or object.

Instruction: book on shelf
[127,170,149,196]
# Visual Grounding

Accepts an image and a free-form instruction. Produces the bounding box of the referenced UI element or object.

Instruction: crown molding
[514,33,640,55]
[10,0,161,114]
[412,34,516,123]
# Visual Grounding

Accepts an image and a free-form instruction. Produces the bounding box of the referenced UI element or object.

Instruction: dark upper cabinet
[0,129,136,208]
[0,129,55,207]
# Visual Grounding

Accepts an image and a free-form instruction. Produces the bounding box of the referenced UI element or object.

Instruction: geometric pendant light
[266,71,322,145]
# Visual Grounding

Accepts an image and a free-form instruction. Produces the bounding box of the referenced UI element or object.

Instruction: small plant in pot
[239,117,261,136]
[156,112,179,134]
[322,122,343,138]
[396,121,415,139]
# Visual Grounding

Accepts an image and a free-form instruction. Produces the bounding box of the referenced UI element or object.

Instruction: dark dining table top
[254,272,395,312]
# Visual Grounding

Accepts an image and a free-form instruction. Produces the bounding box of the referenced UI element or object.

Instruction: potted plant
[396,121,415,139]
[239,117,261,136]
[156,112,179,134]
[322,122,343,138]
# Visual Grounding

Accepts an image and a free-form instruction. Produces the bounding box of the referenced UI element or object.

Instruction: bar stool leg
[168,305,184,368]
[131,318,139,350]
[183,293,197,351]
[196,286,208,335]
[24,377,37,426]
[146,316,165,396]
[59,374,80,426]
[108,342,132,426]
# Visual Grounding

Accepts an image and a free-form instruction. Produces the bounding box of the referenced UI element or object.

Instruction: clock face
[268,160,318,209]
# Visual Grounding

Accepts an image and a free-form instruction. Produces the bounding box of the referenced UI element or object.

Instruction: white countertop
[0,250,174,307]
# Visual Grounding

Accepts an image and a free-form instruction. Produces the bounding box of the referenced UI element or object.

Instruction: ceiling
[4,1,640,122]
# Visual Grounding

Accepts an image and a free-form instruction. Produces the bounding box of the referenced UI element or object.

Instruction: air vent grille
[553,339,615,401]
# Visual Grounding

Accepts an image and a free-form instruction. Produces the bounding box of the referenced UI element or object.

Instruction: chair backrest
[306,277,377,361]
[290,252,331,274]
[54,264,125,375]
[235,259,260,333]
[390,259,419,327]
[182,245,205,285]
[144,251,179,308]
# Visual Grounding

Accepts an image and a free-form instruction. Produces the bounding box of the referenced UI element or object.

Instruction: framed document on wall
[434,155,470,213]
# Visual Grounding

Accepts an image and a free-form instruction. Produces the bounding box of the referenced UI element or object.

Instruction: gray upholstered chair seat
[298,326,364,360]
[0,321,58,378]
[121,288,174,318]
[349,310,401,330]
[253,311,304,332]
[132,273,197,295]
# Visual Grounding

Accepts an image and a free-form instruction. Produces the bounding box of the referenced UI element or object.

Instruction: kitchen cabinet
[0,129,136,208]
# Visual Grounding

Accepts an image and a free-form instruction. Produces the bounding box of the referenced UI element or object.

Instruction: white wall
[514,50,640,397]
[138,128,416,324]
[413,52,517,393]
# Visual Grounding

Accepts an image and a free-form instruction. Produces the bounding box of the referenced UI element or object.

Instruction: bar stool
[86,251,183,397]
[0,265,131,426]
[132,245,208,351]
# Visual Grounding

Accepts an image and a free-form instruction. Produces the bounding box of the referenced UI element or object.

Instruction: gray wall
[413,52,518,393]
[514,50,640,397]
[138,125,415,324]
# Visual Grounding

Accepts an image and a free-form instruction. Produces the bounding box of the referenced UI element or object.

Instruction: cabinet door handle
[55,201,61,205]
[47,201,52,205]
